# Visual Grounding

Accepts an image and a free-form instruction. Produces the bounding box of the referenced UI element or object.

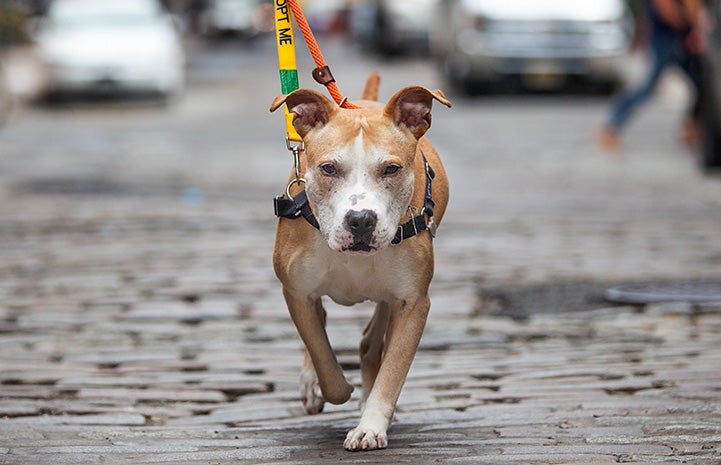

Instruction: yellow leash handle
[274,0,302,142]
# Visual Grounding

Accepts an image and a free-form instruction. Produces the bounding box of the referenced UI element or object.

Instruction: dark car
[700,0,721,169]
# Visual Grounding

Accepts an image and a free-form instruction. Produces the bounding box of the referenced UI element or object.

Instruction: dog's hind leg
[359,302,390,411]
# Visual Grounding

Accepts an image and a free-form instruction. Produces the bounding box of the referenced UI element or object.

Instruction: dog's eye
[319,163,338,176]
[382,164,402,177]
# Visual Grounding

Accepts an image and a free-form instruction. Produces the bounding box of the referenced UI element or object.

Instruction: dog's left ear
[384,87,452,139]
[270,89,337,138]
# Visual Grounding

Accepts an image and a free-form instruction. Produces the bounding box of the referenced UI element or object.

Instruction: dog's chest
[306,246,405,306]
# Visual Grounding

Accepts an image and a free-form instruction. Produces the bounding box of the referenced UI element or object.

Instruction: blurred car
[352,0,438,55]
[431,0,633,93]
[35,0,185,100]
[699,0,721,169]
[199,0,273,38]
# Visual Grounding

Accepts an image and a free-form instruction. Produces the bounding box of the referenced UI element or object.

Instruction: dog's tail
[360,72,381,101]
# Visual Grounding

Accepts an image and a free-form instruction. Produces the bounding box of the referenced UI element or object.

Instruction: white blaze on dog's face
[269,87,450,254]
[305,125,415,253]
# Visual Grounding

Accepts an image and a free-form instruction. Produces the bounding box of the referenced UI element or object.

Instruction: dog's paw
[299,367,324,414]
[343,427,388,451]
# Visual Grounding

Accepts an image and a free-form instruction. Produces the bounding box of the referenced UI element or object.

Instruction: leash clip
[285,138,306,200]
[287,137,305,180]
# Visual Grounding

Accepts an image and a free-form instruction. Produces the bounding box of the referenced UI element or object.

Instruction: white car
[35,0,185,100]
[431,0,633,93]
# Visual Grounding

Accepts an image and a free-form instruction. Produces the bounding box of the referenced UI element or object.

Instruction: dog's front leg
[300,299,328,414]
[344,295,430,451]
[283,289,354,405]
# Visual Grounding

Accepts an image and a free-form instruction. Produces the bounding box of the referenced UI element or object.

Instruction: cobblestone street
[1,37,721,464]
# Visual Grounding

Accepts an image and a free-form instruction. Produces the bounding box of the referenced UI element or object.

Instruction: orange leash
[286,0,361,109]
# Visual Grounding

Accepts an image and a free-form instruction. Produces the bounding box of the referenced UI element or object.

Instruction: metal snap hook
[286,138,305,183]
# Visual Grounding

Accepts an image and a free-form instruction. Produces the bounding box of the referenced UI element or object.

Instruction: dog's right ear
[270,89,337,138]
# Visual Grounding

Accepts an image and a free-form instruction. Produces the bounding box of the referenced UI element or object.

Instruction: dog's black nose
[344,209,377,243]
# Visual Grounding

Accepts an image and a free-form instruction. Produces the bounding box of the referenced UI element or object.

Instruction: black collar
[274,156,436,245]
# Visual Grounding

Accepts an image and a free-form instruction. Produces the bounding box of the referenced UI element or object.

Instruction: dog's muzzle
[343,209,377,252]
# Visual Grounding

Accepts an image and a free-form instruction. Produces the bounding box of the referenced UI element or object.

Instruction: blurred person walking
[597,0,705,152]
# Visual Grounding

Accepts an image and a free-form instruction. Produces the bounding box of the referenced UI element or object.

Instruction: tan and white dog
[269,74,450,451]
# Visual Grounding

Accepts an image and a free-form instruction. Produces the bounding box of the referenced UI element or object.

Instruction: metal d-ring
[285,177,306,200]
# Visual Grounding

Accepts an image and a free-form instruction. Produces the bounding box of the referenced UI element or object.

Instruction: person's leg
[608,34,676,132]
[598,33,676,151]
[676,45,703,146]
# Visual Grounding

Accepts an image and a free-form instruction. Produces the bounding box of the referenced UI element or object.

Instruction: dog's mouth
[343,241,376,253]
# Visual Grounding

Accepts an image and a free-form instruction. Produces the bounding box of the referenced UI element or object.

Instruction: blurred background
[1,0,721,292]
[1,0,720,164]
[2,4,721,459]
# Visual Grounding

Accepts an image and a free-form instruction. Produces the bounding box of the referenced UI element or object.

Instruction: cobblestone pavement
[1,38,721,464]
[1,196,720,464]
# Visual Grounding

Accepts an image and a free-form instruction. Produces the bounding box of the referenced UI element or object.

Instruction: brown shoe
[596,125,622,153]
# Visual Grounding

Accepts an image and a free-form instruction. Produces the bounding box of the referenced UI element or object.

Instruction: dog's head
[270,86,450,254]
